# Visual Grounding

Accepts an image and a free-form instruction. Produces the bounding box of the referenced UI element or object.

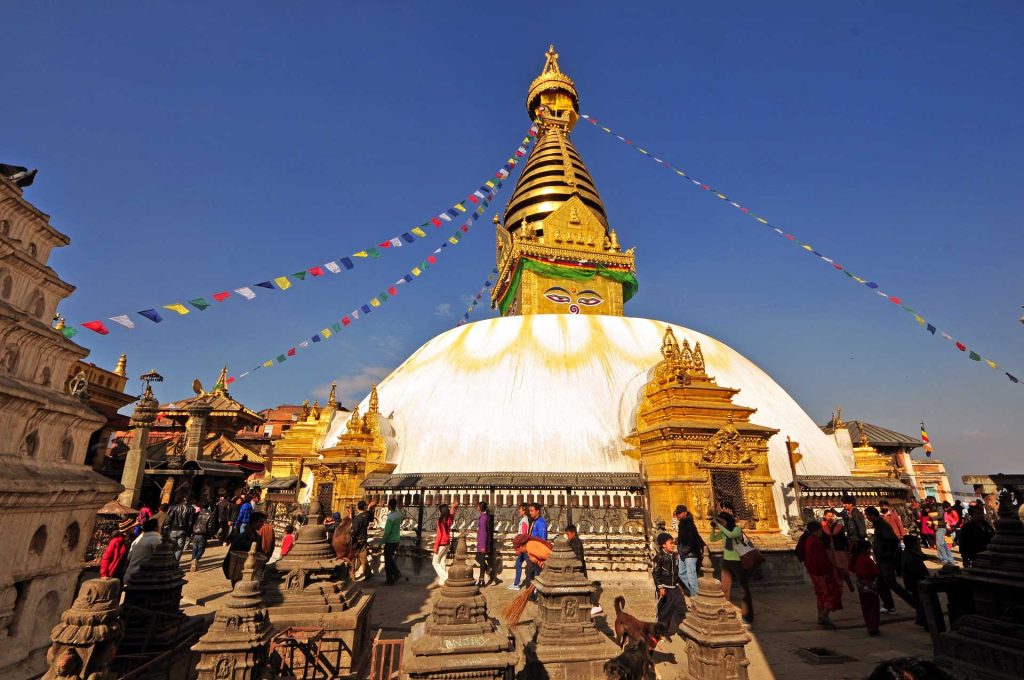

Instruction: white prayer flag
[324,261,342,274]
[109,315,135,329]
[234,287,256,300]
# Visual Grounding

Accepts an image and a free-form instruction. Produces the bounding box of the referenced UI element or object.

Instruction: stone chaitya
[41,577,123,680]
[528,538,618,679]
[680,551,751,680]
[922,490,1024,679]
[120,541,191,654]
[401,537,519,680]
[262,522,373,679]
[192,546,274,680]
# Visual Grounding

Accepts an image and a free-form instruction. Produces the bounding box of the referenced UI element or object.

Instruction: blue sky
[6,2,1022,487]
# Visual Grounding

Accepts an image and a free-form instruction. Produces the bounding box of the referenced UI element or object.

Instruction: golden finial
[114,353,127,377]
[527,44,578,124]
[834,405,844,428]
[661,326,680,359]
[692,342,706,374]
[311,400,321,420]
[54,316,65,330]
[348,404,361,428]
[679,338,694,370]
[327,381,337,408]
[368,385,380,415]
[543,44,561,74]
[860,431,870,447]
[609,229,620,252]
[214,366,229,393]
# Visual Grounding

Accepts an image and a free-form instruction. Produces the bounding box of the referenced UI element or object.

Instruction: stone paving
[181,545,940,679]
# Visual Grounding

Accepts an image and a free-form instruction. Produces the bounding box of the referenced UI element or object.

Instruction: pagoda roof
[792,475,910,492]
[159,391,263,424]
[820,420,922,450]
[145,432,265,468]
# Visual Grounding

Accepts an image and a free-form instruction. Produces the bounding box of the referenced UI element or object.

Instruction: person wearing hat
[100,517,137,581]
[673,504,705,600]
[653,532,687,636]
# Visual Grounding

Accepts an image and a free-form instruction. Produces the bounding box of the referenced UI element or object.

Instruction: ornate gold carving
[368,385,380,415]
[699,424,754,468]
[313,464,335,482]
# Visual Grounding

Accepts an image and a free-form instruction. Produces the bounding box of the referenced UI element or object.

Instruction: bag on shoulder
[736,532,766,571]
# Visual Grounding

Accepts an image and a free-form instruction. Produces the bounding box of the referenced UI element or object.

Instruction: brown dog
[613,596,667,650]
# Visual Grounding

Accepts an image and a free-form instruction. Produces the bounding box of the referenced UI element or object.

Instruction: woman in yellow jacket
[710,501,754,625]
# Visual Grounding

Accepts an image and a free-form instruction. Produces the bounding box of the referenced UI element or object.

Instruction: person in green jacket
[382,498,403,585]
[710,500,754,625]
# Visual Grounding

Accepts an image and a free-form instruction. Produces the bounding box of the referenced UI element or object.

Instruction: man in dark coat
[840,495,868,546]
[350,499,375,579]
[958,504,994,567]
[673,504,705,598]
[865,506,915,614]
[653,532,687,635]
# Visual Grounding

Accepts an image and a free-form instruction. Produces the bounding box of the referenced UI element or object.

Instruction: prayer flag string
[579,113,1021,387]
[455,269,499,327]
[70,126,538,338]
[227,183,512,384]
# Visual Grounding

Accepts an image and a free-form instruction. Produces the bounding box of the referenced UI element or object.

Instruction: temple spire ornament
[327,381,337,408]
[114,353,127,377]
[368,385,380,414]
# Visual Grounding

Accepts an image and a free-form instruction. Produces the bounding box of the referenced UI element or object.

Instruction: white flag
[351,310,360,320]
[389,237,402,248]
[299,341,309,349]
[109,315,135,329]
[234,287,256,300]
[324,261,342,274]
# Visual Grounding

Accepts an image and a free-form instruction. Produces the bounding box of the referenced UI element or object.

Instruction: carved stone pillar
[117,383,159,508]
[401,537,519,679]
[192,551,273,680]
[41,578,123,680]
[680,552,751,680]
[184,401,213,462]
[529,538,618,678]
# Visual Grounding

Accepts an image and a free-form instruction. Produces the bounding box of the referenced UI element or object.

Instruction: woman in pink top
[432,500,459,586]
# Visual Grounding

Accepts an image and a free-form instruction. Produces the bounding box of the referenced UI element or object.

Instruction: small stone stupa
[192,545,274,680]
[529,538,618,679]
[263,523,373,679]
[401,537,520,679]
[928,491,1024,679]
[680,551,751,680]
[120,540,191,654]
[42,577,123,680]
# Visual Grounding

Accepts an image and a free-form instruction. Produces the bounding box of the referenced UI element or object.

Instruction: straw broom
[501,583,535,627]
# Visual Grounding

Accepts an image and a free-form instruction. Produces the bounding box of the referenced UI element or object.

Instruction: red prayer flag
[427,255,437,264]
[379,241,391,248]
[342,316,351,326]
[226,376,236,385]
[308,266,324,277]
[212,291,231,302]
[82,320,110,335]
[431,218,442,227]
[468,195,478,204]
[889,297,902,304]
[387,286,398,296]
[460,225,469,233]
[287,347,296,357]
[955,342,967,352]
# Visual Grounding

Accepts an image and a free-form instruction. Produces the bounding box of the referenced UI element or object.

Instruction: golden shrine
[267,385,341,482]
[627,327,781,535]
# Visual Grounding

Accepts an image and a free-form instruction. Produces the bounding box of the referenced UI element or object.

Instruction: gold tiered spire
[491,46,637,318]
[114,353,127,377]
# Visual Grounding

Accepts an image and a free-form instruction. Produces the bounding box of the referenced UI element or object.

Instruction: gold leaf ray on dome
[504,45,609,234]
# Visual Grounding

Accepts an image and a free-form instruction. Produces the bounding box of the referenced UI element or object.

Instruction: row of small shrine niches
[366,489,647,510]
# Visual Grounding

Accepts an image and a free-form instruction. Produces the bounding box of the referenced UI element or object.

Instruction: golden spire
[661,326,680,359]
[692,342,706,375]
[505,46,608,233]
[833,405,844,429]
[213,366,229,393]
[368,385,380,415]
[349,404,361,429]
[327,381,337,408]
[679,338,694,370]
[114,353,127,377]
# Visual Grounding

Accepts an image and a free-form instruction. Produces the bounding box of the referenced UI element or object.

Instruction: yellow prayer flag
[985,360,998,369]
[914,315,926,325]
[163,303,190,315]
[321,328,331,339]
[602,127,612,132]
[411,227,426,238]
[675,170,686,176]
[801,245,813,251]
[262,360,273,368]
[716,193,727,199]
[274,276,292,290]
[370,298,382,308]
[411,267,422,276]
[485,181,495,188]
[454,203,467,213]
[448,236,458,245]
[853,277,866,284]
[756,217,768,224]
[353,251,368,258]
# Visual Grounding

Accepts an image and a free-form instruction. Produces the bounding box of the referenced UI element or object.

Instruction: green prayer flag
[367,247,381,259]
[378,292,389,302]
[292,271,307,281]
[331,322,342,333]
[189,297,211,311]
[61,326,78,338]
[969,351,981,361]
[277,354,287,363]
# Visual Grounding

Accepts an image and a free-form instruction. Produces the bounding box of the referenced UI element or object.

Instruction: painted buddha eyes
[544,287,604,314]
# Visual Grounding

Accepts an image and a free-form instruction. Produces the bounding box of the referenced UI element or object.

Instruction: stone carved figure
[42,578,123,680]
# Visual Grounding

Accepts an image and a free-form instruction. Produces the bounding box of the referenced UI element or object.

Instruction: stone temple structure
[262,522,374,679]
[0,168,121,676]
[41,577,123,680]
[268,46,855,572]
[401,537,519,680]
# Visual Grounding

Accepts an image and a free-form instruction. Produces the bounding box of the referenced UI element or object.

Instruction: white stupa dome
[322,314,851,528]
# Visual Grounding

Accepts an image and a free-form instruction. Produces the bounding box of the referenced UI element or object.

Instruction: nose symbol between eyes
[569,304,580,314]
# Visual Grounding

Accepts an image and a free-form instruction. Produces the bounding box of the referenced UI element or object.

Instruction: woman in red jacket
[798,521,843,628]
[100,518,137,580]
[432,501,459,587]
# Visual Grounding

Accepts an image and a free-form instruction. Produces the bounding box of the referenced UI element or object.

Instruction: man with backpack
[190,501,218,572]
[165,495,195,563]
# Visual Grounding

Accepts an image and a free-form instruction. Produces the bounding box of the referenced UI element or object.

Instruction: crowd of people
[794,494,995,635]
